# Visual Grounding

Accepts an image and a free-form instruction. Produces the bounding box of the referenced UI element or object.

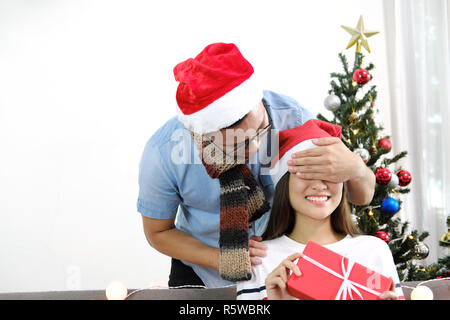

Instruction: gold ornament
[351,128,360,136]
[369,144,377,155]
[369,137,377,155]
[440,231,450,246]
[440,215,450,247]
[367,207,376,222]
[348,112,360,124]
[341,15,380,53]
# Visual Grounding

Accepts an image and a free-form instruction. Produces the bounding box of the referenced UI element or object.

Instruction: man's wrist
[345,156,375,205]
[351,153,368,181]
[210,247,220,270]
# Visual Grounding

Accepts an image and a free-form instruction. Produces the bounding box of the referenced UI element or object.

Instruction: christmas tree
[318,16,450,281]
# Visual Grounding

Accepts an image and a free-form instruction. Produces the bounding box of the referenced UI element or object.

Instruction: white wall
[0,0,392,292]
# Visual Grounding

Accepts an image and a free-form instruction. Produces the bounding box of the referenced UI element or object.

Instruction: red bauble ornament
[377,138,392,151]
[397,169,412,187]
[376,231,390,243]
[375,167,392,184]
[353,68,371,85]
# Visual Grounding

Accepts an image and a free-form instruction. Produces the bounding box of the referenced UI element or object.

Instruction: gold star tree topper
[341,15,379,53]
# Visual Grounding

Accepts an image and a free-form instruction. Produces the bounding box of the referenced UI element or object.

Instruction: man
[137,42,375,288]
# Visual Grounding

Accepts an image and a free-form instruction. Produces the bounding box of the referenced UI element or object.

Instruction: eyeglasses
[204,109,273,158]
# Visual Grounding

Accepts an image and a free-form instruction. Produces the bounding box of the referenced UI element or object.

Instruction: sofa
[0,281,448,300]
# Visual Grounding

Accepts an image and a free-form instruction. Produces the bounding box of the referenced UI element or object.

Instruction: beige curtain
[383,0,450,264]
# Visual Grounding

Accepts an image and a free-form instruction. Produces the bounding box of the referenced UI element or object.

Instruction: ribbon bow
[334,258,363,300]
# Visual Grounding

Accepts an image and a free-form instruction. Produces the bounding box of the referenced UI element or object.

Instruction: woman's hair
[262,172,360,240]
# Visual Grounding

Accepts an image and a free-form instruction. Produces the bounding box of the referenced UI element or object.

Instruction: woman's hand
[378,279,398,300]
[249,236,267,267]
[265,253,302,300]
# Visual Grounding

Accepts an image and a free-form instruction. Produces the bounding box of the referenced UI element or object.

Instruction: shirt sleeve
[236,266,268,300]
[136,140,181,219]
[378,241,405,300]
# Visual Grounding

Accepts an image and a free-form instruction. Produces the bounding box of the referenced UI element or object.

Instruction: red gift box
[287,241,393,300]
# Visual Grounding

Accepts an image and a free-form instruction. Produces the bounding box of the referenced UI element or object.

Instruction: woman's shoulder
[261,236,286,247]
[262,235,305,253]
[260,236,306,271]
[345,234,392,255]
[347,233,388,245]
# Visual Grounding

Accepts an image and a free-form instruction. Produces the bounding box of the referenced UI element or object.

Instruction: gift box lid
[287,240,393,300]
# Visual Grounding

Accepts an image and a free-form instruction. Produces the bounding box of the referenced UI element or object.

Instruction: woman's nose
[310,180,328,190]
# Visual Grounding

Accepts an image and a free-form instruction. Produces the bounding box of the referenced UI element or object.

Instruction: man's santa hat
[269,119,342,186]
[173,42,262,134]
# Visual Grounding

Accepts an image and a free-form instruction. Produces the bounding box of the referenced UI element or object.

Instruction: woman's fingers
[379,278,398,300]
[266,274,286,290]
[273,277,286,290]
[379,290,398,300]
[287,252,303,260]
[281,258,302,277]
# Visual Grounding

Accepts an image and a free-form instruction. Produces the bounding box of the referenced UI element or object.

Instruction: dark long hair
[262,172,360,240]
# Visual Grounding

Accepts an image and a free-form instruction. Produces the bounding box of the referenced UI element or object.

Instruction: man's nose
[248,137,262,154]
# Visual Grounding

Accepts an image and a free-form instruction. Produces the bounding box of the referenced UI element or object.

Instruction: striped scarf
[190,131,271,282]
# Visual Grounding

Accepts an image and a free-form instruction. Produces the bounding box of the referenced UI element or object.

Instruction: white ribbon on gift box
[300,254,382,300]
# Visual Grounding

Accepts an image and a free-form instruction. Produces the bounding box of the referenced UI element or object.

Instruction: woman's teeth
[305,196,329,202]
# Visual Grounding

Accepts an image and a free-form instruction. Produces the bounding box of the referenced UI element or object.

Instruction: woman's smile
[305,195,331,206]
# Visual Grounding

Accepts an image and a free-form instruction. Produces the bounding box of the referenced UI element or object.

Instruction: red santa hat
[269,119,342,186]
[173,42,262,134]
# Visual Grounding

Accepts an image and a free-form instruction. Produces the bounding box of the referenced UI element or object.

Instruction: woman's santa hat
[173,42,262,134]
[269,119,342,186]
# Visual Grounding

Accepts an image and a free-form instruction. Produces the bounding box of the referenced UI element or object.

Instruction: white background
[0,0,393,292]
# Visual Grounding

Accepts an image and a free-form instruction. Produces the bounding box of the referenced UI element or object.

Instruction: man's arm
[344,162,376,205]
[141,215,220,270]
[137,138,222,270]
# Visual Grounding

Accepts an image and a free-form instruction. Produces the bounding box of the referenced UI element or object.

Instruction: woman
[236,119,404,300]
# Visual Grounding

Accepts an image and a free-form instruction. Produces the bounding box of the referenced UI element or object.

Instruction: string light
[402,277,450,300]
[410,286,433,300]
[106,281,128,300]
